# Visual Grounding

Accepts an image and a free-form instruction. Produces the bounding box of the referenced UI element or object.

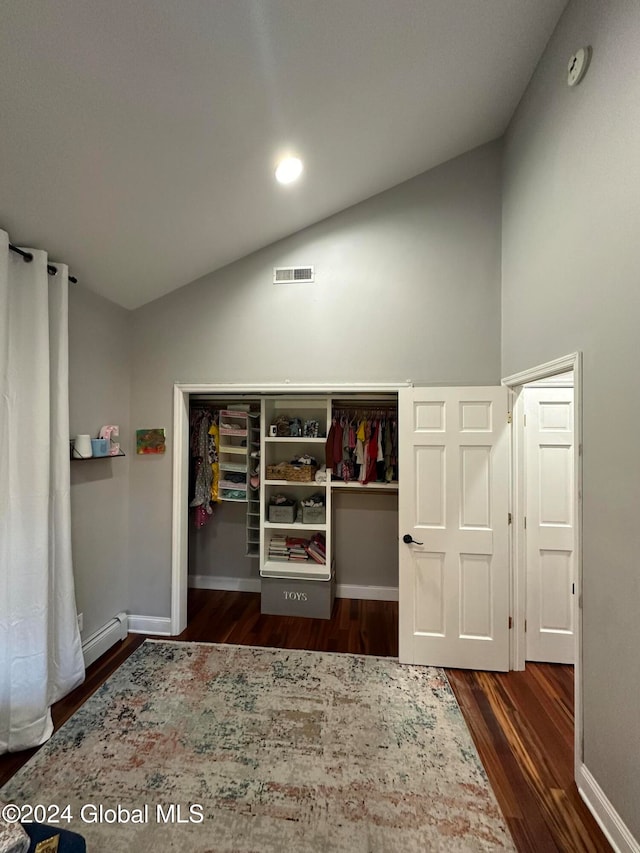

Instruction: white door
[398,387,510,671]
[524,387,575,664]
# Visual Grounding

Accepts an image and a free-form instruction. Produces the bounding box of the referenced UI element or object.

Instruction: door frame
[170,381,410,637]
[502,352,583,777]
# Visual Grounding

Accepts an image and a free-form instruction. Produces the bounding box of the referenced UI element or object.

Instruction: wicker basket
[266,462,318,482]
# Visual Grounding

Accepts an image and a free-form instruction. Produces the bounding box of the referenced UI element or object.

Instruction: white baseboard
[189,576,398,602]
[189,575,261,593]
[128,614,173,636]
[82,612,128,668]
[336,584,399,602]
[577,763,639,853]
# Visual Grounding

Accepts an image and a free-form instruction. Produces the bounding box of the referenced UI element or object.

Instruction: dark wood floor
[0,590,610,852]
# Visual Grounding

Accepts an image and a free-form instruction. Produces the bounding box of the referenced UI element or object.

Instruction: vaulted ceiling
[0,0,566,308]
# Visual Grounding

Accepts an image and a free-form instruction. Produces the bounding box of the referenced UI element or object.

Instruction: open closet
[186,392,399,626]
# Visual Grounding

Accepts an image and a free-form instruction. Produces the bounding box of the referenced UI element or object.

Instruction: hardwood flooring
[447,666,610,853]
[178,587,399,657]
[0,590,611,852]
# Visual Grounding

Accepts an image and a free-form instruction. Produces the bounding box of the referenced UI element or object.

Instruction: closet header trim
[176,382,411,395]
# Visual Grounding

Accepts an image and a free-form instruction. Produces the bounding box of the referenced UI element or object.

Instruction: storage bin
[302,505,326,524]
[261,573,335,619]
[269,504,296,523]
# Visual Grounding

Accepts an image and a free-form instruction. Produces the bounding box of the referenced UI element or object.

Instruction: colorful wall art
[136,428,166,454]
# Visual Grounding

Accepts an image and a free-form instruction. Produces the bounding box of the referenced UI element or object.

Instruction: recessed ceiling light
[275,157,303,184]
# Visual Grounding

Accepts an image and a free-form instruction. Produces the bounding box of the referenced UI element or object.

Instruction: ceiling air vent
[273,265,314,284]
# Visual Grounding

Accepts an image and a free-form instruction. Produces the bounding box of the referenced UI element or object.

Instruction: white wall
[502,0,640,838]
[127,140,503,616]
[69,285,131,640]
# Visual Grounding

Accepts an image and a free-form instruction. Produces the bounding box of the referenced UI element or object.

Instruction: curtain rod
[8,242,78,284]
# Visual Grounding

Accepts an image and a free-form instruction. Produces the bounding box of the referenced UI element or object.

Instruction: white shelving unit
[245,411,261,557]
[259,397,332,583]
[218,409,249,502]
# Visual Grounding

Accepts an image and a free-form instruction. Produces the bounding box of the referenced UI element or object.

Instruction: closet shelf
[219,461,247,473]
[264,479,323,487]
[264,437,326,443]
[331,481,398,491]
[218,445,247,455]
[264,521,328,531]
[261,560,331,582]
[219,427,247,437]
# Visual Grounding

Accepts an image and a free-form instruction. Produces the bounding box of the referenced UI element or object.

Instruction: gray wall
[189,502,258,583]
[502,0,640,836]
[188,488,401,589]
[128,140,503,615]
[69,285,131,639]
[333,492,398,588]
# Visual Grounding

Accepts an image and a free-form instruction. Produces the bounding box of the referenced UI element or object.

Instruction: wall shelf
[71,451,126,461]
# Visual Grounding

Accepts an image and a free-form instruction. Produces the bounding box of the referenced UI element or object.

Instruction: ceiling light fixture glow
[275,157,303,184]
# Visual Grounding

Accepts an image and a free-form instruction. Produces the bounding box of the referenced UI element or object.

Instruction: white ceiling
[0,0,566,309]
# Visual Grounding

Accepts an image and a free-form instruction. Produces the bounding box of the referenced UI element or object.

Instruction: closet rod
[332,404,397,412]
[8,243,78,284]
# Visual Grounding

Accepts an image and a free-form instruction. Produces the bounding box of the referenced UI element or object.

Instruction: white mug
[73,434,93,458]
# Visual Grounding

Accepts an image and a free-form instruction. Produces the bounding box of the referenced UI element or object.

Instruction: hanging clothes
[325,417,344,474]
[189,408,218,528]
[208,422,222,504]
[363,420,379,485]
[384,418,394,482]
[341,416,354,482]
[330,406,398,485]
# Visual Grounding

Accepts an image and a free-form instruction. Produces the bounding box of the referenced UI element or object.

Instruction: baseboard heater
[82,611,128,668]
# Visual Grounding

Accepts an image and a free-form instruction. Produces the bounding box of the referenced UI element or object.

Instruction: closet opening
[179,387,403,650]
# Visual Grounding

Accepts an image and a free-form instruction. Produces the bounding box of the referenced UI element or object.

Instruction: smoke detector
[568,46,591,87]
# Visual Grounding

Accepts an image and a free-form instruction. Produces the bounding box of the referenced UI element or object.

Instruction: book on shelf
[304,532,326,564]
[305,547,326,565]
[268,531,326,562]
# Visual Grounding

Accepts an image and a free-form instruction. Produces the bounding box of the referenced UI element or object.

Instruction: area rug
[1,641,514,852]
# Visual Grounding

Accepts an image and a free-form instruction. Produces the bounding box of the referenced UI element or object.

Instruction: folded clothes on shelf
[300,493,325,508]
[290,454,317,467]
[270,494,295,506]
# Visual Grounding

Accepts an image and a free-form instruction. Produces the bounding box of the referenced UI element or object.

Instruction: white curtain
[0,230,85,754]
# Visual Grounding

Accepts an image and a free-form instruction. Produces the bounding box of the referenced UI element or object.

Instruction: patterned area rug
[1,641,514,852]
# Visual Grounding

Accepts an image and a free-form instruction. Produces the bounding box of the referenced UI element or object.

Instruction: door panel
[414,552,445,635]
[399,387,510,671]
[525,387,575,663]
[460,553,493,637]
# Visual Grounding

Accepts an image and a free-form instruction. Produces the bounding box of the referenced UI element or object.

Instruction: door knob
[403,534,424,545]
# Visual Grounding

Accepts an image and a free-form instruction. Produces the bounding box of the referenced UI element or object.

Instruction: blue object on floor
[22,822,86,852]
